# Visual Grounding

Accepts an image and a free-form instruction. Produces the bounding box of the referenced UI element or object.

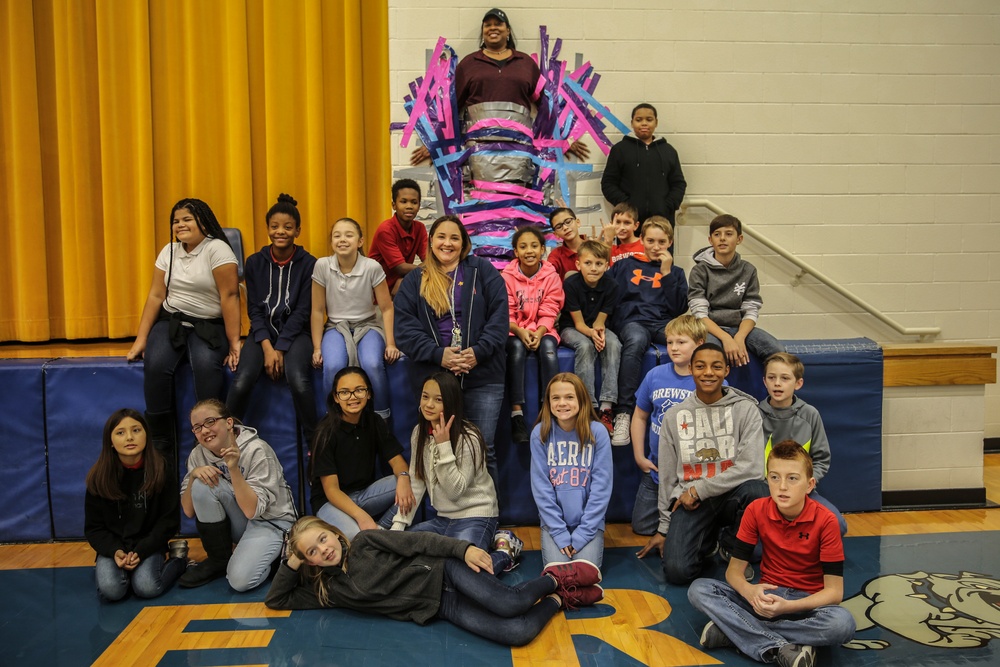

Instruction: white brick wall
[389,1,1000,447]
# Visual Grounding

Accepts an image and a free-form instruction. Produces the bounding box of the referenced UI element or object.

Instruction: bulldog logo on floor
[841,571,1000,650]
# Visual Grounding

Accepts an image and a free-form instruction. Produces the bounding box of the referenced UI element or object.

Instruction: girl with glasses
[309,367,414,540]
[178,399,296,591]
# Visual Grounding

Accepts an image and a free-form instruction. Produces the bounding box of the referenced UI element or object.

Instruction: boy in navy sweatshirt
[608,216,687,446]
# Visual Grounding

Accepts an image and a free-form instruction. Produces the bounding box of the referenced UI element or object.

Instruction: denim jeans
[143,318,229,415]
[560,327,621,406]
[662,479,769,585]
[706,326,784,364]
[95,553,186,601]
[616,322,666,414]
[190,478,292,592]
[539,526,605,568]
[631,471,659,536]
[227,332,318,443]
[320,328,390,418]
[688,578,856,660]
[505,335,559,407]
[408,515,498,551]
[462,383,504,490]
[437,558,560,646]
[810,490,847,536]
[316,474,398,539]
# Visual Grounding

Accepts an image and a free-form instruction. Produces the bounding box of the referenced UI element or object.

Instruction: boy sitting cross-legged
[688,441,856,667]
[689,214,782,367]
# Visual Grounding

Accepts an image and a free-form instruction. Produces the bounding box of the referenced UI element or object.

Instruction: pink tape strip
[401,37,448,146]
[466,118,534,135]
[471,180,545,202]
[462,208,547,224]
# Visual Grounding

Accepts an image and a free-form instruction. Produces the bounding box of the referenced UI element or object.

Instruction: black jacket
[264,530,472,624]
[244,244,317,352]
[601,136,687,224]
[84,466,180,560]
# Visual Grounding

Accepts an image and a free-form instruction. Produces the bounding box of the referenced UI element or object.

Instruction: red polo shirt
[736,496,844,594]
[547,235,588,280]
[368,215,428,292]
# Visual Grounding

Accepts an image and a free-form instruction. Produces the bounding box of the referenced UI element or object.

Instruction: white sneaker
[612,413,631,446]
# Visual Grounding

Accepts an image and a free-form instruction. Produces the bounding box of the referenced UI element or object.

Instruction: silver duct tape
[467,153,536,185]
[463,102,532,127]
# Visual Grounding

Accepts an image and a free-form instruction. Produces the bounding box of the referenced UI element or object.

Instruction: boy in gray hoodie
[637,343,769,585]
[688,214,783,367]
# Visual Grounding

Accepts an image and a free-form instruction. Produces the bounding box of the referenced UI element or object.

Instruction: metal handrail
[679,198,941,340]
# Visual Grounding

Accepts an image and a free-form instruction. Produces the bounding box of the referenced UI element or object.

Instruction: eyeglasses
[336,388,370,401]
[552,218,577,231]
[191,416,224,433]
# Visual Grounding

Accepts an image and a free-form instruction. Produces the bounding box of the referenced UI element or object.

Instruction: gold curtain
[0,0,389,342]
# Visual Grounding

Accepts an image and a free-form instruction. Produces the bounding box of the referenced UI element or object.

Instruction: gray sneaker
[168,539,189,561]
[611,413,631,446]
[775,643,816,667]
[699,621,734,650]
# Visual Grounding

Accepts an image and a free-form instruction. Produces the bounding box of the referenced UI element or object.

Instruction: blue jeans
[407,515,498,551]
[320,328,390,417]
[539,526,605,569]
[505,335,559,407]
[631,471,659,536]
[437,558,560,646]
[316,475,398,539]
[560,327,621,406]
[190,478,292,592]
[707,326,783,363]
[227,332,318,443]
[662,479,769,585]
[616,322,666,414]
[462,383,504,490]
[143,318,228,415]
[95,553,186,601]
[688,578,856,660]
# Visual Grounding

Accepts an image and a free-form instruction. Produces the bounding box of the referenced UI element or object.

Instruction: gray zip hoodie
[657,386,765,534]
[181,425,296,522]
[688,247,763,328]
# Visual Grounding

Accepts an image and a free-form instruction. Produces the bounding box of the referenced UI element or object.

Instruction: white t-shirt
[155,237,237,319]
[312,255,386,325]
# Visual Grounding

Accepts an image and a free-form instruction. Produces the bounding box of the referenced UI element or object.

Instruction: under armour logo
[733,282,747,296]
[798,531,810,540]
[631,269,662,288]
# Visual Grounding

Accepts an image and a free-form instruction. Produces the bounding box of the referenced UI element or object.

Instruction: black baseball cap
[483,8,509,25]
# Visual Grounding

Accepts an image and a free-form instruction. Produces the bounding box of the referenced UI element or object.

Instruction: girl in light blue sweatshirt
[530,372,613,569]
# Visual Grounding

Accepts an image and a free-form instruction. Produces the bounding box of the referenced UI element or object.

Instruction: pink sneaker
[561,584,604,610]
[542,559,602,588]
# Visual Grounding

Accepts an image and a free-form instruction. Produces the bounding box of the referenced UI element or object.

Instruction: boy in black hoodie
[601,103,687,225]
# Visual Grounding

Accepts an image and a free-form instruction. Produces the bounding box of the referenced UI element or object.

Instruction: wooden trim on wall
[882,344,997,387]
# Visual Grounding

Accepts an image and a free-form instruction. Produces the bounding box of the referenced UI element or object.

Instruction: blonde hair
[420,215,472,316]
[640,215,673,241]
[665,314,707,342]
[538,372,598,447]
[764,352,805,380]
[287,516,351,607]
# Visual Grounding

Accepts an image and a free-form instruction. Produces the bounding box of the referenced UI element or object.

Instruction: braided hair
[165,198,233,308]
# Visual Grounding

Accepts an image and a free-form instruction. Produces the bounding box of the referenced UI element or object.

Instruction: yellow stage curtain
[0,0,389,342]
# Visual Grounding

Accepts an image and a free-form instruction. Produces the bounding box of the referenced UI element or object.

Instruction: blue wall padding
[785,338,883,513]
[43,358,147,539]
[0,359,51,541]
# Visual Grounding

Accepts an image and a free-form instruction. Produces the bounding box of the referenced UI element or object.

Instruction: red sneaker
[599,408,614,434]
[542,559,602,588]
[561,584,604,610]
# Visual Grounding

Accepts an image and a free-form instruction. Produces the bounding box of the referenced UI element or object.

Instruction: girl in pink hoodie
[502,226,566,445]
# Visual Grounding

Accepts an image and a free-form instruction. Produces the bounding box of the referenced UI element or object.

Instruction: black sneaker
[775,644,816,667]
[699,621,734,650]
[511,414,530,445]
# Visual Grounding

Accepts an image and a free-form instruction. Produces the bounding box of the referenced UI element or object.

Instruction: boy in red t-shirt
[368,179,427,294]
[600,202,644,264]
[688,441,855,667]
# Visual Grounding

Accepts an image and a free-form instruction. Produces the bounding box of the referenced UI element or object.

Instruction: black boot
[179,518,232,588]
[144,410,178,472]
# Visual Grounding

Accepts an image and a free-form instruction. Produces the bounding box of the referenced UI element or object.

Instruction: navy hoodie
[244,244,317,351]
[608,255,688,333]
